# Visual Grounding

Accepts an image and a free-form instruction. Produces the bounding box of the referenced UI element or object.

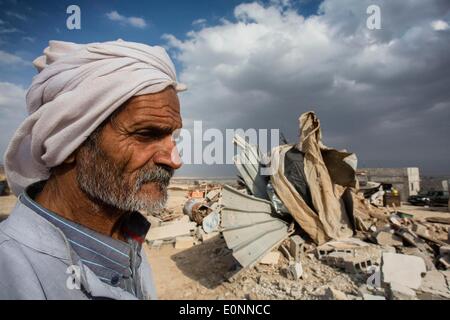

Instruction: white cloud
[431,19,449,31]
[22,36,35,43]
[106,10,147,28]
[165,0,450,174]
[0,82,27,160]
[192,18,206,26]
[0,50,30,66]
[0,27,20,34]
[6,11,27,21]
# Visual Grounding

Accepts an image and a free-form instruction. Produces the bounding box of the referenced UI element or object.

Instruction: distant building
[358,167,420,201]
[420,176,450,192]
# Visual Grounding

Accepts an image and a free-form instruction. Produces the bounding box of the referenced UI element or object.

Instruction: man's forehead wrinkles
[129,113,182,128]
[131,105,180,119]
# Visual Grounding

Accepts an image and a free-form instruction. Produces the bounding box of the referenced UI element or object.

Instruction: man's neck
[34,168,128,241]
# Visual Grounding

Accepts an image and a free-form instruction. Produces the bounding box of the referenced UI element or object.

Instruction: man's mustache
[134,165,174,190]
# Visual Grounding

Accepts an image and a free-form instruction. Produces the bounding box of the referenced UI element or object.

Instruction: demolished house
[146,111,450,300]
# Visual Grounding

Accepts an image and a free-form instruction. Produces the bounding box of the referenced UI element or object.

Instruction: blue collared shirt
[0,182,157,300]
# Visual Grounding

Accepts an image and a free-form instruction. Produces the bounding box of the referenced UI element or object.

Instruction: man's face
[75,86,182,213]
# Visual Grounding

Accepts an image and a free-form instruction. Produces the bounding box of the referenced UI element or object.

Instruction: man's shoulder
[0,225,48,299]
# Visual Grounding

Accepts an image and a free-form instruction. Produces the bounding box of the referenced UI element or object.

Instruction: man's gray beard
[76,133,174,213]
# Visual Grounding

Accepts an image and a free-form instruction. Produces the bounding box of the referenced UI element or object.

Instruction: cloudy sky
[0,0,449,177]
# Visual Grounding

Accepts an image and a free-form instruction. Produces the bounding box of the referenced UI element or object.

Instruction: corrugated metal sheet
[221,185,289,269]
[233,135,268,199]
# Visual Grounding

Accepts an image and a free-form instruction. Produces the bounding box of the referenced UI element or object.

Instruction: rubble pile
[145,111,450,300]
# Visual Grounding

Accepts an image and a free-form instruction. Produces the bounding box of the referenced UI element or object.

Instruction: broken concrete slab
[205,189,221,202]
[388,282,417,300]
[412,223,430,237]
[362,293,386,300]
[401,247,436,271]
[375,231,403,246]
[416,270,450,300]
[174,236,195,249]
[289,235,305,261]
[146,222,196,241]
[381,252,426,290]
[259,251,281,265]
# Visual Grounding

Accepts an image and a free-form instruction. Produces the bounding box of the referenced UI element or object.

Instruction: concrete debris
[362,293,386,300]
[146,221,196,242]
[175,236,195,249]
[387,282,417,300]
[439,246,450,269]
[282,262,303,281]
[316,239,382,273]
[143,111,450,300]
[381,252,426,290]
[289,235,305,262]
[374,230,403,246]
[401,247,436,271]
[416,270,450,299]
[412,223,430,237]
[324,287,348,300]
[279,245,292,261]
[259,251,281,265]
[425,216,450,225]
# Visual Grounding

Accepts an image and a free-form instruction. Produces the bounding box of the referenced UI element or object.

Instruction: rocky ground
[146,234,368,300]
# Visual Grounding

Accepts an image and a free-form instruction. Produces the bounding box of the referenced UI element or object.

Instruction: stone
[289,235,305,261]
[260,251,281,265]
[289,287,302,299]
[388,282,417,300]
[362,293,386,300]
[412,223,430,237]
[402,247,436,271]
[381,252,426,290]
[286,262,303,280]
[416,270,450,300]
[146,222,196,241]
[174,236,195,249]
[375,231,403,246]
[324,287,348,300]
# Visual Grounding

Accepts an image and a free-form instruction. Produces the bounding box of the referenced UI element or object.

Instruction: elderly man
[0,40,186,299]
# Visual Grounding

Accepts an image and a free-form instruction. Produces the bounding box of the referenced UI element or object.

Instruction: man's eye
[134,130,168,140]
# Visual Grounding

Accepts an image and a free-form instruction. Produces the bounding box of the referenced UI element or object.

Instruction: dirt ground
[147,188,450,300]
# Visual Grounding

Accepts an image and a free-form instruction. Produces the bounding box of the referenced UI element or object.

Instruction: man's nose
[153,137,183,170]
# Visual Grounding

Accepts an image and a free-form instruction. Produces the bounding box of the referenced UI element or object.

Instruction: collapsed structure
[145,111,450,300]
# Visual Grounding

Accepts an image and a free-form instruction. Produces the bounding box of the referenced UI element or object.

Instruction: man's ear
[63,151,76,164]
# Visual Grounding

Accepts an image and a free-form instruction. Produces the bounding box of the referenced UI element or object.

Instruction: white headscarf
[4,39,186,196]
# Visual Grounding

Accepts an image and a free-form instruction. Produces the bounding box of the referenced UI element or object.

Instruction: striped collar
[20,181,150,295]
